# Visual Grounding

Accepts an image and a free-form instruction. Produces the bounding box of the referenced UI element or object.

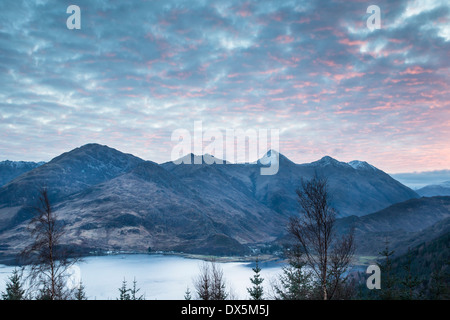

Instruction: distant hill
[335,196,450,256]
[417,181,450,197]
[390,170,450,190]
[0,144,420,257]
[0,160,44,187]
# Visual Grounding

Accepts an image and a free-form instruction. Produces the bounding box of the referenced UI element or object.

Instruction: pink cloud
[238,9,251,17]
[232,98,248,103]
[259,68,282,75]
[269,13,283,22]
[400,66,433,75]
[268,53,301,67]
[314,58,340,68]
[333,72,365,83]
[268,89,284,95]
[241,104,265,111]
[274,35,295,44]
[294,17,311,24]
[228,73,242,78]
[345,86,364,92]
[338,38,367,47]
[293,81,317,88]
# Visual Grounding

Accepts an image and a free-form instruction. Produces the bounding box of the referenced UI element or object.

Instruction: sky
[391,169,450,189]
[0,0,449,173]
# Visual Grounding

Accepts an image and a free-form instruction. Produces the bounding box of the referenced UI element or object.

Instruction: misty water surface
[0,254,285,300]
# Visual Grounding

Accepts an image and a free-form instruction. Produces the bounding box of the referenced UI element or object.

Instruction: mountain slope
[0,161,45,187]
[0,143,144,203]
[335,196,450,255]
[0,144,144,231]
[50,161,245,254]
[0,159,280,256]
[391,231,450,291]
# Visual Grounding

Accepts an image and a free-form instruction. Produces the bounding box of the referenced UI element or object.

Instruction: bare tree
[20,188,80,300]
[210,262,228,300]
[194,262,212,300]
[288,176,355,300]
[193,261,228,300]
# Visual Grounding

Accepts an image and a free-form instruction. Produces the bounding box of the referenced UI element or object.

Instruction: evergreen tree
[247,259,264,300]
[399,248,420,300]
[377,239,398,300]
[74,280,87,300]
[130,278,144,300]
[1,268,25,300]
[428,268,449,300]
[117,278,131,300]
[273,246,312,300]
[184,287,192,300]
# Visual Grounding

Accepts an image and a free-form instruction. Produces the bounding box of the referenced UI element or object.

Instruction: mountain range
[0,143,438,258]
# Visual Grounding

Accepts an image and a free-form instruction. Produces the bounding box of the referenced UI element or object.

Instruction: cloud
[0,0,449,173]
[390,170,450,189]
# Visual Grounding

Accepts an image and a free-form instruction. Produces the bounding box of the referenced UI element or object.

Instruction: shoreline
[0,250,377,269]
[0,250,284,267]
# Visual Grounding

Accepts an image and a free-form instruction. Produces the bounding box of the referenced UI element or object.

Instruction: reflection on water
[0,254,285,300]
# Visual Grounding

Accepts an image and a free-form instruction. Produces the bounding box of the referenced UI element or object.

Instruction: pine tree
[184,287,192,300]
[400,248,420,300]
[130,278,144,300]
[247,259,264,300]
[117,278,131,300]
[1,268,25,300]
[428,268,449,300]
[273,247,312,300]
[74,280,87,300]
[377,239,398,300]
[273,262,312,300]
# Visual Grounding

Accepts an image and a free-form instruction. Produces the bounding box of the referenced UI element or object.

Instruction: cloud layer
[0,0,449,172]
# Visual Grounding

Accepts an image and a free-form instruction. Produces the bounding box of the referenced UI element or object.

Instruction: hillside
[335,196,450,256]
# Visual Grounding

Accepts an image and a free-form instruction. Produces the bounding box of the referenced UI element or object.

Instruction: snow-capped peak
[310,156,350,168]
[348,160,377,171]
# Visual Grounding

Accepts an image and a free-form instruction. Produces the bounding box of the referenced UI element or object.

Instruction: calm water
[0,254,285,300]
